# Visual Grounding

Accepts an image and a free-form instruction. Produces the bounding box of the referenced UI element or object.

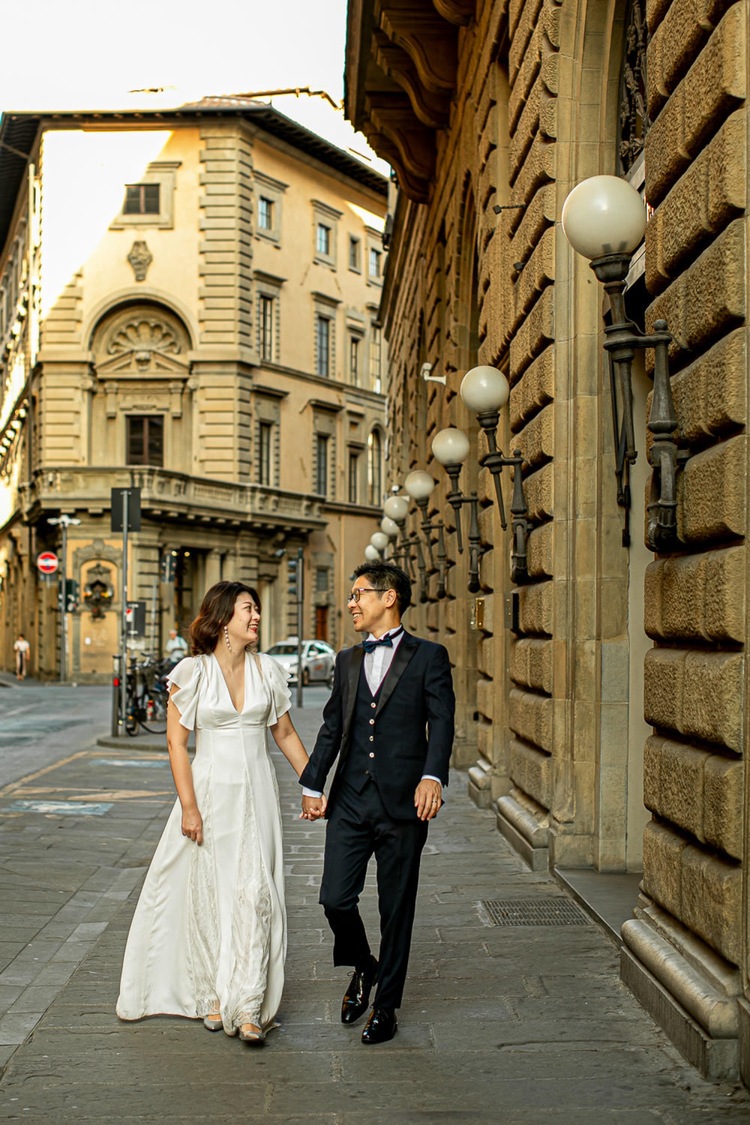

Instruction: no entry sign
[37,551,59,575]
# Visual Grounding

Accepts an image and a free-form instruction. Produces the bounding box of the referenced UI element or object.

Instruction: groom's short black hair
[352,561,412,614]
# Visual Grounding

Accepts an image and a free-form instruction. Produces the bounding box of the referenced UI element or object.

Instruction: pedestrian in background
[300,561,455,1044]
[117,580,315,1045]
[13,634,30,681]
[164,627,188,664]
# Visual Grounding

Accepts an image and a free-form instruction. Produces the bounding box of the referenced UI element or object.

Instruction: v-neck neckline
[211,651,247,714]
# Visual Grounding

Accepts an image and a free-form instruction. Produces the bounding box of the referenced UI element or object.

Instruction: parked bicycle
[124,655,171,736]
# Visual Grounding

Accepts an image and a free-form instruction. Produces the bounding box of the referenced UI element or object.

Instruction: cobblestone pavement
[0,693,748,1122]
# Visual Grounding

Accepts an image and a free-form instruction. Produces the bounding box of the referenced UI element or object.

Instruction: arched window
[89,301,192,471]
[367,429,383,506]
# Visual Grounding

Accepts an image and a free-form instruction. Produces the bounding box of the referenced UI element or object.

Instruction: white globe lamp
[460,366,509,415]
[432,427,470,466]
[370,531,389,551]
[561,175,646,261]
[383,494,409,522]
[404,469,436,501]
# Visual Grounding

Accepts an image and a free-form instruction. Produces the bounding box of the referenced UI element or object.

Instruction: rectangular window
[126,415,164,466]
[368,430,382,506]
[316,567,329,594]
[349,335,360,385]
[368,247,381,279]
[316,223,331,256]
[123,183,160,215]
[258,196,274,230]
[370,325,382,393]
[258,421,273,485]
[348,452,359,504]
[316,315,331,377]
[348,236,361,272]
[315,434,330,497]
[259,294,275,361]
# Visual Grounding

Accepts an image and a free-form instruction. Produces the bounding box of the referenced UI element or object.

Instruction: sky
[1,0,387,171]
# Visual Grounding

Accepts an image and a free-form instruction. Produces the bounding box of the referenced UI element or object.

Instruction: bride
[116,580,323,1044]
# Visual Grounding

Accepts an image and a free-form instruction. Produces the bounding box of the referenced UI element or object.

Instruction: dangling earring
[223,625,232,653]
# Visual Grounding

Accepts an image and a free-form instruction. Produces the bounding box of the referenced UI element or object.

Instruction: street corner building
[344,0,750,1088]
[0,97,390,678]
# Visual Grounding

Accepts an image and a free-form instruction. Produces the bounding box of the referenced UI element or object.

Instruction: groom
[300,561,455,1044]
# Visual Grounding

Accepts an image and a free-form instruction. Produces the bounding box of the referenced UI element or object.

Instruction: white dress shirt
[302,627,442,798]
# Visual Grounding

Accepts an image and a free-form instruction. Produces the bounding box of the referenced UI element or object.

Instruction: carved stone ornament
[127,240,153,282]
[93,302,191,380]
[618,0,650,174]
[109,317,180,370]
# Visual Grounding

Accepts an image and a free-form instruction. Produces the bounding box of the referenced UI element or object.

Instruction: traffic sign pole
[110,486,141,736]
[120,490,129,737]
[47,515,81,684]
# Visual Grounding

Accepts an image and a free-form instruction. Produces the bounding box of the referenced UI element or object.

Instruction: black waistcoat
[339,662,382,793]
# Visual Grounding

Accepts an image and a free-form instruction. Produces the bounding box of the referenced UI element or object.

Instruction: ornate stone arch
[90,300,192,382]
[87,300,195,468]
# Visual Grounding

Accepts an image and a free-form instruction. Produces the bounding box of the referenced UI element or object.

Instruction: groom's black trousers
[319,777,429,1011]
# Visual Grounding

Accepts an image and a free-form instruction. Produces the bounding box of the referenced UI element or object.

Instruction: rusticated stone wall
[620,0,748,1082]
[351,0,749,1085]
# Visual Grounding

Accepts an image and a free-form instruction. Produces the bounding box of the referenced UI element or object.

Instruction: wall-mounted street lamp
[431,365,531,590]
[561,174,683,551]
[364,543,381,562]
[431,427,483,593]
[382,493,417,579]
[404,468,448,599]
[403,470,436,566]
[459,366,530,583]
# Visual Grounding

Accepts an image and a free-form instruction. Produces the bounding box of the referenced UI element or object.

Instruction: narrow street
[0,683,747,1121]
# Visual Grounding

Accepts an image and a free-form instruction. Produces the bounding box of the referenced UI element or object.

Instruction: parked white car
[265,639,336,686]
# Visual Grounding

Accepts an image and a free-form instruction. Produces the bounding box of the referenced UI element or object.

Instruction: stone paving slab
[0,699,749,1121]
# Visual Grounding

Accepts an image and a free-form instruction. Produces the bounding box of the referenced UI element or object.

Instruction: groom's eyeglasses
[347,587,386,604]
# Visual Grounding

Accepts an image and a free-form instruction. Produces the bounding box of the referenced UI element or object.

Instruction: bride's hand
[181,805,203,845]
[300,795,326,821]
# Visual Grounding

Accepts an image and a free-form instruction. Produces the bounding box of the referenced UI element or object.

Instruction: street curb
[96,735,168,753]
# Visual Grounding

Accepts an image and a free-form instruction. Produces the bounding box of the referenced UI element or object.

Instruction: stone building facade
[346,0,749,1083]
[0,100,388,680]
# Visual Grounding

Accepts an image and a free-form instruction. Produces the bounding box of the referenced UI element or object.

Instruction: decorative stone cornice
[432,0,474,26]
[347,0,466,202]
[377,4,457,92]
[373,30,451,128]
[367,95,437,203]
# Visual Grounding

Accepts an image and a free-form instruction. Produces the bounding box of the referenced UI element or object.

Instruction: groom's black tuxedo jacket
[300,630,455,820]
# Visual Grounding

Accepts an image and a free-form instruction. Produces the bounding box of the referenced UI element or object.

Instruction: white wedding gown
[116,651,292,1034]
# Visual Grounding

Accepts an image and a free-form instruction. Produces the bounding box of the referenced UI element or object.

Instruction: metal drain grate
[479,898,591,927]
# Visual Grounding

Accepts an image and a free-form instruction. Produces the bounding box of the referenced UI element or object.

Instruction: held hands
[181,805,203,846]
[300,794,327,821]
[414,779,442,821]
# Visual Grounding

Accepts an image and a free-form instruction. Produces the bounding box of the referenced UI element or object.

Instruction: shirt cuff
[302,787,324,799]
[422,775,442,786]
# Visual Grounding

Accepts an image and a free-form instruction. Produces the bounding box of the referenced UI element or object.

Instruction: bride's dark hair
[189,581,261,654]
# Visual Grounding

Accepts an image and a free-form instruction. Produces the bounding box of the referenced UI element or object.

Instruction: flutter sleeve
[166,656,203,731]
[260,653,292,727]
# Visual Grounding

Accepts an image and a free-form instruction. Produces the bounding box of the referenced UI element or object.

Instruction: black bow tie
[362,628,403,654]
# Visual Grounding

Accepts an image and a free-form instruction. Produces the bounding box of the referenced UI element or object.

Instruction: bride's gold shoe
[203,1011,223,1032]
[238,1022,265,1045]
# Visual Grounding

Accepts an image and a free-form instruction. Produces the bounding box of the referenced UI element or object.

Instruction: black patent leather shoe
[361,1007,397,1044]
[341,958,378,1024]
